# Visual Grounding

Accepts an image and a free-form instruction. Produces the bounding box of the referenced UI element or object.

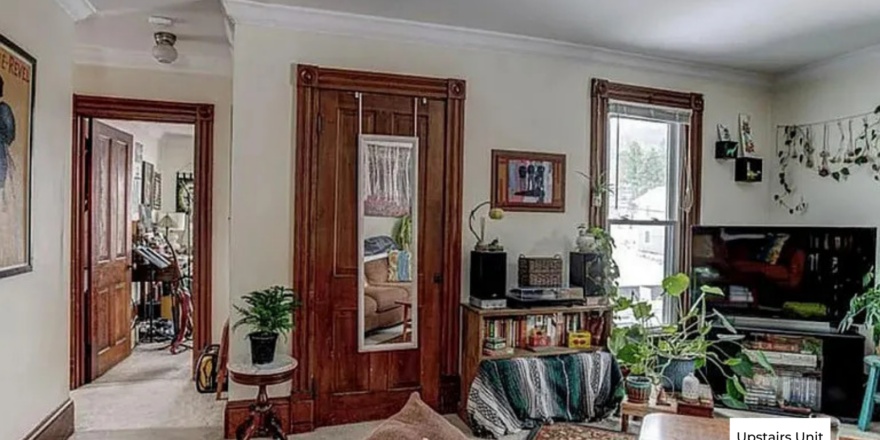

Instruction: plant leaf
[714,309,738,334]
[701,286,725,296]
[752,350,776,374]
[662,273,690,297]
[721,394,749,409]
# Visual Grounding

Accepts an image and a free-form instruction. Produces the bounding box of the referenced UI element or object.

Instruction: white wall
[0,0,73,438]
[227,24,772,398]
[158,134,195,214]
[74,65,232,343]
[772,62,880,228]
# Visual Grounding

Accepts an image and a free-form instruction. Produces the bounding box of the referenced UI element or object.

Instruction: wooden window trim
[588,78,704,278]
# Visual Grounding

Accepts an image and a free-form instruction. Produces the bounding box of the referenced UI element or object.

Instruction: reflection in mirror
[358,135,419,352]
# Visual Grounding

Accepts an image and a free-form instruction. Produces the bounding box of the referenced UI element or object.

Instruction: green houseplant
[234,286,301,365]
[609,273,774,408]
[839,269,880,353]
[392,214,412,251]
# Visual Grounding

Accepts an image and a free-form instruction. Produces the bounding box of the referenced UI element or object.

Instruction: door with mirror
[313,91,446,425]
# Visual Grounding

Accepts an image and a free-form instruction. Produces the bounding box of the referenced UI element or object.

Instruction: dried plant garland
[774,105,880,215]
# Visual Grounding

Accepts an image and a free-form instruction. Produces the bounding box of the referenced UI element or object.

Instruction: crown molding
[222,0,772,88]
[775,42,880,86]
[75,44,232,77]
[54,0,96,22]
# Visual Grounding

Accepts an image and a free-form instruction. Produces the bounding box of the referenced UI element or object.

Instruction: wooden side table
[620,395,677,433]
[228,355,297,440]
[639,414,728,440]
[395,300,413,338]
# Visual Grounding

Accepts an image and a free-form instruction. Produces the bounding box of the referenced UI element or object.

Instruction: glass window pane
[610,223,668,326]
[608,117,670,221]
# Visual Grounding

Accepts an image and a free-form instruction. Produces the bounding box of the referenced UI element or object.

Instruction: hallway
[70,344,225,440]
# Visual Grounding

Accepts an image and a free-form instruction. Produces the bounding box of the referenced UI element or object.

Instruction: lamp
[468,201,504,251]
[157,214,179,236]
[152,31,178,64]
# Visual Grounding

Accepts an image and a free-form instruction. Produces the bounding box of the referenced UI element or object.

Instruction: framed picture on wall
[491,150,566,212]
[0,33,37,279]
[152,172,162,210]
[142,162,154,209]
[176,172,194,213]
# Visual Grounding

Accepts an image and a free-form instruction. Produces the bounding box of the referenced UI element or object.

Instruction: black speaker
[470,251,507,300]
[570,252,605,296]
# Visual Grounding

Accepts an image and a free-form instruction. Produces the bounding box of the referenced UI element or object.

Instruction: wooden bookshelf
[459,302,613,421]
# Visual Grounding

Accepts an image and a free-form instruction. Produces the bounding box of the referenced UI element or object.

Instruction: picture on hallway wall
[176,172,194,213]
[152,172,162,210]
[491,150,566,212]
[142,161,154,210]
[0,33,36,279]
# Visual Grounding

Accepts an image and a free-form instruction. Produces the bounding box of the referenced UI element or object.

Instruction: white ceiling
[69,0,880,77]
[74,0,230,74]
[253,0,880,74]
[101,119,194,142]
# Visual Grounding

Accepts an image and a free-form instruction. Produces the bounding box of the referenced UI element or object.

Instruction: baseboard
[22,399,75,440]
[224,397,290,439]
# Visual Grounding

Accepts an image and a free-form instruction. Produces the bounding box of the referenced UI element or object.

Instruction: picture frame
[141,162,154,209]
[491,150,566,212]
[176,172,194,213]
[152,172,162,210]
[0,33,37,279]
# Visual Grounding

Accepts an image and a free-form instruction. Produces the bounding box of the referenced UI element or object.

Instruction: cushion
[387,250,412,282]
[365,235,399,257]
[364,285,408,312]
[365,393,467,440]
[365,258,390,284]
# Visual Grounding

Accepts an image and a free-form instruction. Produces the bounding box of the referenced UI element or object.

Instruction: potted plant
[609,272,774,407]
[839,269,880,354]
[234,285,301,365]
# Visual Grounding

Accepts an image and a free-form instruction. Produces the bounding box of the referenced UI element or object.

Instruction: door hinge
[317,113,323,134]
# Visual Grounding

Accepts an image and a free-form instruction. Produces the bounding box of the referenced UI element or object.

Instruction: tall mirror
[358,135,419,352]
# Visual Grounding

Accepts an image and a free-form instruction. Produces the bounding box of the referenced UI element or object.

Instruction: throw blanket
[467,351,622,439]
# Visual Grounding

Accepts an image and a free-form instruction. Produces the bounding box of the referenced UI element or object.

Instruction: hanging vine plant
[774,105,880,215]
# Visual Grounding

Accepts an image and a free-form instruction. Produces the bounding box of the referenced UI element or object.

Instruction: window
[589,80,703,326]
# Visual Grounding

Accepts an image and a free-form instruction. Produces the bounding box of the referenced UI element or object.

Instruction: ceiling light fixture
[152,31,178,64]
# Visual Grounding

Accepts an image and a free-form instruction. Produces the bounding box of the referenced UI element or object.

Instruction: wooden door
[89,121,134,380]
[314,91,447,426]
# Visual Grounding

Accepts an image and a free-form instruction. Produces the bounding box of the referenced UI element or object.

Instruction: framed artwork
[141,162,154,209]
[152,172,162,209]
[739,113,757,157]
[176,172,194,213]
[491,150,566,212]
[132,142,143,215]
[0,33,36,279]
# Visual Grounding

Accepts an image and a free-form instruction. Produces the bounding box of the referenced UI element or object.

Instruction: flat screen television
[691,226,877,325]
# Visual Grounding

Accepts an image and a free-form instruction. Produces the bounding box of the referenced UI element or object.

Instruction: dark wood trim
[22,399,74,440]
[69,95,214,389]
[224,397,290,439]
[491,149,567,213]
[291,64,465,431]
[588,78,703,291]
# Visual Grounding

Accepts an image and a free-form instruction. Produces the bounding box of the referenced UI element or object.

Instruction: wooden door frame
[70,95,214,389]
[290,65,465,433]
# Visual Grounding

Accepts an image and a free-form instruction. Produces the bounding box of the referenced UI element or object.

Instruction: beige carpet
[70,343,225,439]
[68,343,619,439]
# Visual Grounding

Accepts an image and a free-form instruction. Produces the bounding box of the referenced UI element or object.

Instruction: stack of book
[739,334,823,413]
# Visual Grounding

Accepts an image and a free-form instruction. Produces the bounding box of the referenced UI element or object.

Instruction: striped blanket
[467,351,623,439]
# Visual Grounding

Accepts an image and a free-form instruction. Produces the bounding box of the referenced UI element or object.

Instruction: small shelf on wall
[735,157,763,183]
[715,141,739,160]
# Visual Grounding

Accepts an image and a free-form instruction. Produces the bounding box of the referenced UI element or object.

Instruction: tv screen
[691,226,877,324]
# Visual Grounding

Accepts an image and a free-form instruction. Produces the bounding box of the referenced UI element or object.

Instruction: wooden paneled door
[293,66,466,433]
[313,91,446,426]
[89,121,133,379]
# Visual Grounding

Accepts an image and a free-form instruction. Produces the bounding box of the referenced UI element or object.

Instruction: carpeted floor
[68,343,627,440]
[70,343,225,440]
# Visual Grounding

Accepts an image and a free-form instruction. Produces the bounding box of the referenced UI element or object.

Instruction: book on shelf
[743,349,818,369]
[481,310,605,356]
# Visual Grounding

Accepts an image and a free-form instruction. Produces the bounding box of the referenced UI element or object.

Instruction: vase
[248,332,278,365]
[659,357,696,392]
[625,376,652,403]
[575,230,596,252]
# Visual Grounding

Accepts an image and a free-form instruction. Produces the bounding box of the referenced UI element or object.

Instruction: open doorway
[69,96,215,390]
